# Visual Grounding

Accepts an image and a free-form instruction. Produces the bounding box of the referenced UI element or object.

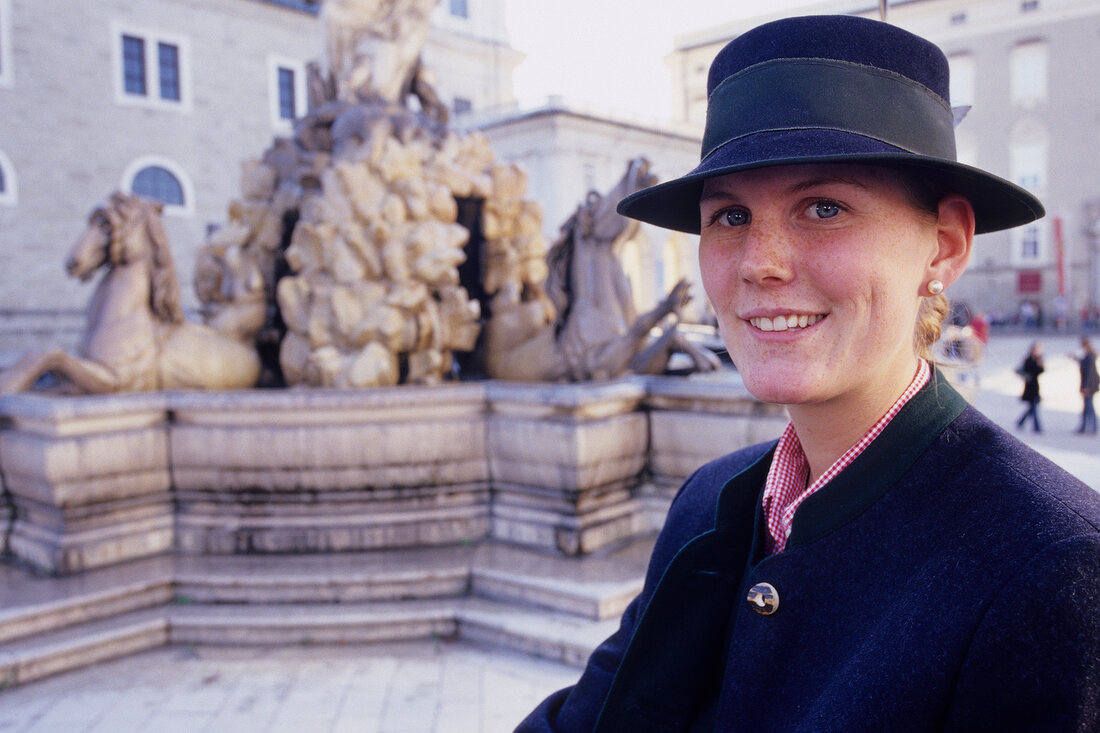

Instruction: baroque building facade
[667,0,1100,327]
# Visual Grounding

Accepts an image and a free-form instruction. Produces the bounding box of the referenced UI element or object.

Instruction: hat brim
[617,130,1045,235]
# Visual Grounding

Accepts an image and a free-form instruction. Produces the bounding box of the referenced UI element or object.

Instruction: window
[122,35,146,95]
[268,55,307,129]
[1010,40,1048,105]
[1020,226,1040,260]
[450,0,468,18]
[0,0,14,88]
[277,67,297,120]
[158,42,180,101]
[948,53,975,108]
[122,156,193,214]
[132,166,184,206]
[453,97,472,116]
[1011,120,1048,193]
[1021,0,1039,11]
[0,148,17,205]
[950,12,968,25]
[1013,223,1047,266]
[112,24,190,111]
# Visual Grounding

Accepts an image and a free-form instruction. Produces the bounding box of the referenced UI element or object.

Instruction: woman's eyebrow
[788,176,869,193]
[699,190,741,207]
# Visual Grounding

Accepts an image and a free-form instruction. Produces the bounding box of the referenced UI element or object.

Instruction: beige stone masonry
[0,375,782,574]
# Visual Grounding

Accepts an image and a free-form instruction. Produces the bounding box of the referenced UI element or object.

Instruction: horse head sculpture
[485,158,719,382]
[0,192,261,394]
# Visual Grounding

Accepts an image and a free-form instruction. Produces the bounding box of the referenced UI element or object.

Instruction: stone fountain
[0,0,785,691]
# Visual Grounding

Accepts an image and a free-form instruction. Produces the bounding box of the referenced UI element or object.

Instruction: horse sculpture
[0,192,261,394]
[485,158,720,381]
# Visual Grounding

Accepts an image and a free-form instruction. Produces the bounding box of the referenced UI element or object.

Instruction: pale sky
[505,0,828,121]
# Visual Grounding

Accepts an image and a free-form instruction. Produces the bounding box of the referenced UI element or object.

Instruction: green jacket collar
[785,369,968,550]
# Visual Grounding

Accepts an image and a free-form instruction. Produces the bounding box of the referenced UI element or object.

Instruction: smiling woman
[517,14,1100,733]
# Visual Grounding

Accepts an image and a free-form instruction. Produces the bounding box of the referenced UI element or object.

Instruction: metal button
[747,582,779,615]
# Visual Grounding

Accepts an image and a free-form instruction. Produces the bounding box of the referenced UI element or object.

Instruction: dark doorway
[454,197,488,378]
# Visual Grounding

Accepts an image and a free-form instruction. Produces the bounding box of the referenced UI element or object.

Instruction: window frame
[1010,40,1048,107]
[1012,222,1048,266]
[0,148,17,206]
[947,53,975,109]
[157,41,181,101]
[267,54,308,132]
[0,0,13,88]
[132,165,185,207]
[111,22,192,112]
[121,156,194,216]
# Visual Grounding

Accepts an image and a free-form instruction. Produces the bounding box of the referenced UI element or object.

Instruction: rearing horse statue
[485,158,719,382]
[0,192,261,393]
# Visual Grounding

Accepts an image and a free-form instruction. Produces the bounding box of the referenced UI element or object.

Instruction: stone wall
[0,376,785,575]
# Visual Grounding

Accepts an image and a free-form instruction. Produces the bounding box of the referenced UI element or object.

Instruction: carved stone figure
[484,158,720,381]
[0,193,261,394]
[192,4,714,388]
[320,0,446,121]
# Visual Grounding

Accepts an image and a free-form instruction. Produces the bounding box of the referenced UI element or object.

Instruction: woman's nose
[738,226,796,286]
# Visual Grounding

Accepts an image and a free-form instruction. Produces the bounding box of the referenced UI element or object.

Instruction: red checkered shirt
[761,359,931,555]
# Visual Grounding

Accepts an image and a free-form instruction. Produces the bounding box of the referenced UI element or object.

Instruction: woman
[517,14,1100,733]
[1075,337,1099,434]
[1015,341,1044,433]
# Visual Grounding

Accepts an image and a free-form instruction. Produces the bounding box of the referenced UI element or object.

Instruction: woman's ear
[928,195,975,289]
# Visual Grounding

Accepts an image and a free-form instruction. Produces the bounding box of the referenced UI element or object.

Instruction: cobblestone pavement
[2,331,1097,733]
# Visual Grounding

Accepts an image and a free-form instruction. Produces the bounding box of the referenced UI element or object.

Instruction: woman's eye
[809,200,842,219]
[722,208,751,226]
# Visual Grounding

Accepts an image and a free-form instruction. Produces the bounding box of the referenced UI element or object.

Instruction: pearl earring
[927,280,944,296]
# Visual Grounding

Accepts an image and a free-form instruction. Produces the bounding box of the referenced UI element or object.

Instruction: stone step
[0,556,173,645]
[0,540,651,687]
[0,592,617,688]
[469,540,649,620]
[173,546,476,604]
[167,598,613,670]
[0,608,167,688]
[0,539,648,638]
[167,599,460,647]
[457,598,619,668]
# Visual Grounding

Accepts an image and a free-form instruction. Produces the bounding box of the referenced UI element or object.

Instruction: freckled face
[698,164,939,412]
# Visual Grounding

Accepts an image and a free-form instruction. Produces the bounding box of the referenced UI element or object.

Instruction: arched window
[131,165,184,206]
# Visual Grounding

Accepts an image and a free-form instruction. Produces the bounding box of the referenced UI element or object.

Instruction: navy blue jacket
[516,376,1100,732]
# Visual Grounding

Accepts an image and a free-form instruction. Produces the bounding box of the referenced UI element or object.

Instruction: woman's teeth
[749,314,824,332]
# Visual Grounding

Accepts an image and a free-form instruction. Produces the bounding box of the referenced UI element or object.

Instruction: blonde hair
[915,293,950,361]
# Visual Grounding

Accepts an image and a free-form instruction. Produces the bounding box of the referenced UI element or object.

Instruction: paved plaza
[1,332,1098,733]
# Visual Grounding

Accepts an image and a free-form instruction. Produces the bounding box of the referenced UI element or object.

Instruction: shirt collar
[761,359,932,554]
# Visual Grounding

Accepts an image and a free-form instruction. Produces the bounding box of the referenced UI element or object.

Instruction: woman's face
[698,164,941,412]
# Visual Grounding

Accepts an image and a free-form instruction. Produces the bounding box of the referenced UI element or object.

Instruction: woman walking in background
[1017,341,1044,433]
[1075,337,1099,434]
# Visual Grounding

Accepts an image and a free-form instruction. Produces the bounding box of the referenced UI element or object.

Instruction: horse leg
[0,349,122,394]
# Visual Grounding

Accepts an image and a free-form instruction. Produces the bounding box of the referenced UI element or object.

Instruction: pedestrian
[1075,337,1099,434]
[1016,341,1044,433]
[518,14,1100,733]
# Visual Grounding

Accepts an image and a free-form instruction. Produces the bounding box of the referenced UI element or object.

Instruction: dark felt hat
[617,15,1044,235]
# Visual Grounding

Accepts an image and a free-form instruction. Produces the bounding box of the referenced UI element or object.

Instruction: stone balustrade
[0,375,786,575]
